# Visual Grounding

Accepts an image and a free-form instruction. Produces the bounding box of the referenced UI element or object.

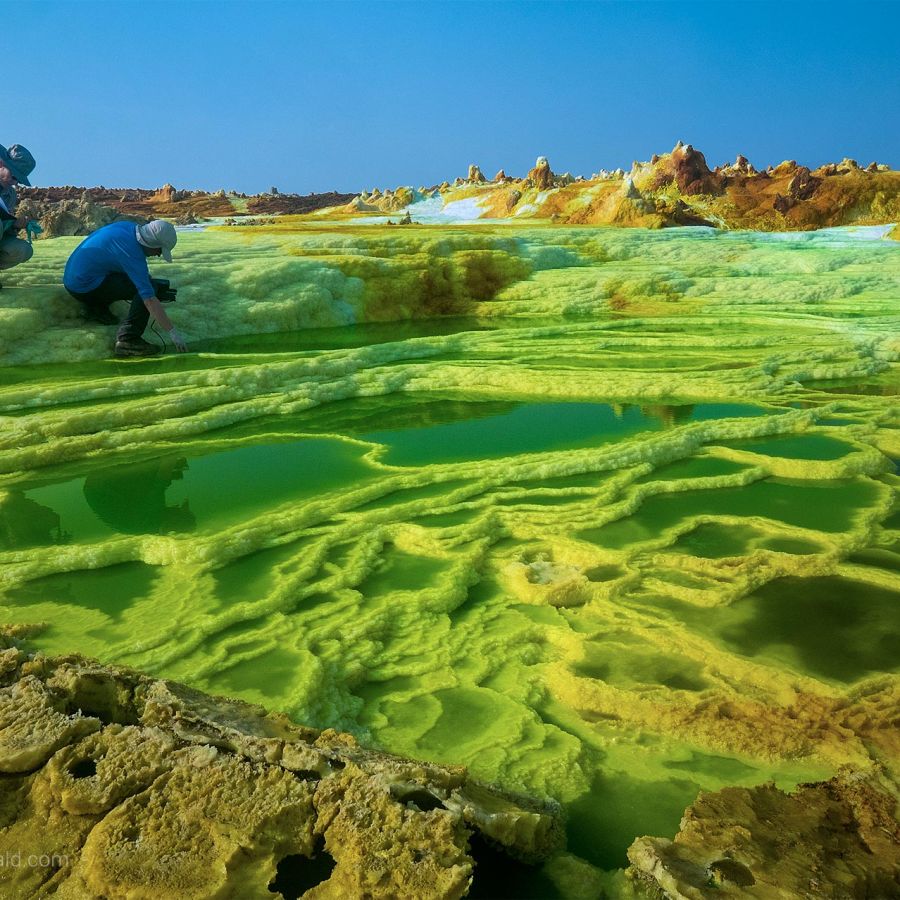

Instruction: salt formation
[0,630,562,898]
[0,222,898,892]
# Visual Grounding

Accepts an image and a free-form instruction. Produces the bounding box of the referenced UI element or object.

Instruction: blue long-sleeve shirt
[63,221,155,299]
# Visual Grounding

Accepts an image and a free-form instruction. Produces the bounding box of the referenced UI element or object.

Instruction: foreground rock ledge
[0,630,563,899]
[626,770,900,899]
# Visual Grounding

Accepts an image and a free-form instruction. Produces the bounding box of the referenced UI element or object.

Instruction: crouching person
[0,143,37,287]
[63,219,187,357]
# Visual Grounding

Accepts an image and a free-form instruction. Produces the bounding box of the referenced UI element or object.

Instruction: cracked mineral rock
[626,769,900,899]
[0,633,563,899]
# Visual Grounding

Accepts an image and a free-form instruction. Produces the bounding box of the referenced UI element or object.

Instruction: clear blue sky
[12,0,900,194]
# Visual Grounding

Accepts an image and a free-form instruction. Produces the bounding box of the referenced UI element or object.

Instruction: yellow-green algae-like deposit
[1,221,899,896]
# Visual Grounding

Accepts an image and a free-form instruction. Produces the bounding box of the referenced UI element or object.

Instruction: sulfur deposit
[0,629,563,899]
[1,217,898,896]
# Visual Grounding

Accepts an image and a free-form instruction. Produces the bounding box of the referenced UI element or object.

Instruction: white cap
[136,220,177,262]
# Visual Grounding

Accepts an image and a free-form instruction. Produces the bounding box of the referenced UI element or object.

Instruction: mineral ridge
[1,204,898,897]
[0,630,563,899]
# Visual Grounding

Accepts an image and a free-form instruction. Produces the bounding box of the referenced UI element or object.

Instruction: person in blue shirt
[0,143,37,288]
[64,219,188,357]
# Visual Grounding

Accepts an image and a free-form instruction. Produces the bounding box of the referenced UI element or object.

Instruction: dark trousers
[67,273,150,341]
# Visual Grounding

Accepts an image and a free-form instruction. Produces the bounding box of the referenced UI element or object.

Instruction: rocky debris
[13,198,144,238]
[492,169,510,183]
[0,632,563,899]
[626,769,900,898]
[466,165,486,184]
[524,156,554,191]
[222,217,277,227]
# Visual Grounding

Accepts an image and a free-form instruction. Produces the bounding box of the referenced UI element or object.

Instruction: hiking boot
[84,307,119,326]
[115,337,160,358]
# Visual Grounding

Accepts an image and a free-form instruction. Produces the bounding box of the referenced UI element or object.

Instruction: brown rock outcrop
[787,165,820,200]
[524,156,554,190]
[18,185,235,223]
[670,143,723,195]
[774,165,822,215]
[627,770,900,898]
[150,183,176,204]
[466,165,486,184]
[0,633,563,900]
[642,142,724,196]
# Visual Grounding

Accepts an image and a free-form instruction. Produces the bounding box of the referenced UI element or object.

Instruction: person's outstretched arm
[144,297,188,351]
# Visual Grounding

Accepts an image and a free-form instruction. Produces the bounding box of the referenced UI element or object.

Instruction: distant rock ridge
[17,185,358,237]
[18,143,900,235]
[336,143,898,230]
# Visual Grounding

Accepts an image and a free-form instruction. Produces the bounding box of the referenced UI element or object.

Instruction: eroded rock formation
[16,185,356,232]
[13,198,143,238]
[17,142,900,235]
[525,156,554,191]
[648,142,724,196]
[626,770,900,898]
[0,630,563,899]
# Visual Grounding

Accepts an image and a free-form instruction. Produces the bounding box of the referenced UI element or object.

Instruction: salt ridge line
[0,336,892,476]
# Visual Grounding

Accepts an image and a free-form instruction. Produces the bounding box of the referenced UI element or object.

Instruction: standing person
[0,143,37,287]
[63,219,188,357]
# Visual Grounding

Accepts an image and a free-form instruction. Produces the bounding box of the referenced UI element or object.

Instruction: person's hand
[168,328,188,352]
